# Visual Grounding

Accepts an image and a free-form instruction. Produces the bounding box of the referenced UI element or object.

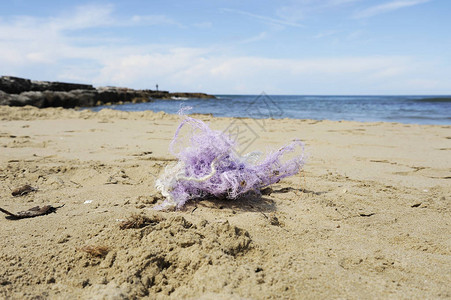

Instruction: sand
[0,105,450,299]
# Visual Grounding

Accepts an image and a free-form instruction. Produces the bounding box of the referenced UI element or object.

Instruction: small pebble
[269,215,280,226]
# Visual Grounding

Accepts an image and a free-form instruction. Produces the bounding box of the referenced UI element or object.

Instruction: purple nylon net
[155,112,305,210]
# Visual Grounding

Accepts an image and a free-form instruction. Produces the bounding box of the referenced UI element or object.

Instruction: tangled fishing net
[155,109,305,210]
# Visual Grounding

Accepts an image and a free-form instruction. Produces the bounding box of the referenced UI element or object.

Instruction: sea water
[89,95,451,125]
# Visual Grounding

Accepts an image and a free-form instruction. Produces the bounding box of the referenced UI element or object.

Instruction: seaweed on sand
[119,214,165,229]
[0,204,64,219]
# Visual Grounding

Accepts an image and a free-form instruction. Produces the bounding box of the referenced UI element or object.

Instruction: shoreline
[0,105,450,299]
[87,94,451,126]
[5,104,450,127]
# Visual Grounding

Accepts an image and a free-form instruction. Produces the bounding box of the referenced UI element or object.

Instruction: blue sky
[1,0,450,94]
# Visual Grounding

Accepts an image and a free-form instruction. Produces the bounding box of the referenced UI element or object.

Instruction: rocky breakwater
[0,76,215,108]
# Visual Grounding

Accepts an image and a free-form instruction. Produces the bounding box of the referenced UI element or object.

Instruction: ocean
[89,94,451,125]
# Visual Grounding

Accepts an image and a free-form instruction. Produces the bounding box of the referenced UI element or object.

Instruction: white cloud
[130,14,182,27]
[53,4,115,30]
[353,0,431,19]
[275,6,306,24]
[193,22,213,29]
[328,0,361,4]
[346,29,364,41]
[314,30,339,39]
[92,52,419,93]
[240,32,268,44]
[222,8,304,28]
[0,3,447,94]
[276,0,361,22]
[370,66,406,78]
[404,78,439,89]
[0,4,179,68]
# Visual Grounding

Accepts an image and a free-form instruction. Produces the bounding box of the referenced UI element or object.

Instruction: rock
[0,76,216,108]
[0,76,94,94]
[94,87,160,105]
[0,76,32,94]
[30,80,94,92]
[0,90,97,107]
[0,91,12,105]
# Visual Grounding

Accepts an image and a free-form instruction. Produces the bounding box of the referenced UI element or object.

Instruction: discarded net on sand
[155,111,305,210]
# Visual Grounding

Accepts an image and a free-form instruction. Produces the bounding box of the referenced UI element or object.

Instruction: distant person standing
[156,84,159,91]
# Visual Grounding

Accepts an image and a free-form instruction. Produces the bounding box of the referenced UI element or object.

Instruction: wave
[170,96,189,101]
[385,115,451,121]
[412,97,451,103]
[96,95,451,125]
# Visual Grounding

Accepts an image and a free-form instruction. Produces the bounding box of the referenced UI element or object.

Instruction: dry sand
[0,105,450,299]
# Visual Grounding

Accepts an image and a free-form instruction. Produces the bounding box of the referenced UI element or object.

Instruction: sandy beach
[0,105,450,299]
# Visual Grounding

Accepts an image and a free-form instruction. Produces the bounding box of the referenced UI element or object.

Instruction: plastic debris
[155,110,305,210]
